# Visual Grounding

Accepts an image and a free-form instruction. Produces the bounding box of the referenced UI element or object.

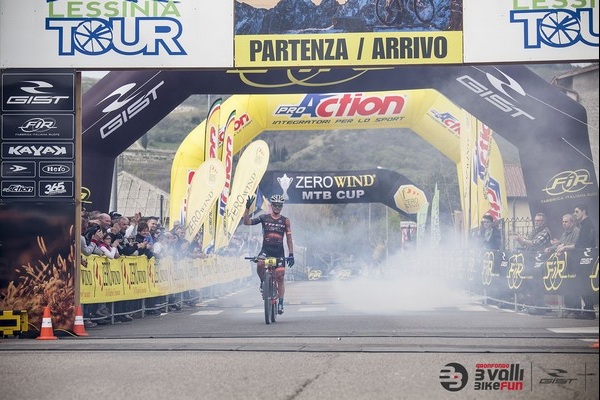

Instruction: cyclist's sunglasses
[271,202,283,208]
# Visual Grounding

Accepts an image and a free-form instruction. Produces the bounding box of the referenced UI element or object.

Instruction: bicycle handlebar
[244,256,293,266]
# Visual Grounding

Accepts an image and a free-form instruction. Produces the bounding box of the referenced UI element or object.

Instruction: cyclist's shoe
[277,303,284,315]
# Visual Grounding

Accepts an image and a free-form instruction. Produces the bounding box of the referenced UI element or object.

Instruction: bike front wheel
[264,272,273,325]
[412,0,435,24]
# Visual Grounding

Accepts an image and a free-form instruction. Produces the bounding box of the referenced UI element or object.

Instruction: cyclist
[243,194,294,314]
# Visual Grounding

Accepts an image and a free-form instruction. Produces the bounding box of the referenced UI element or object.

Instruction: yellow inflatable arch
[170,90,507,231]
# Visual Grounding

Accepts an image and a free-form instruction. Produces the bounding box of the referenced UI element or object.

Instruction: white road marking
[457,305,488,312]
[547,327,599,334]
[191,310,224,316]
[298,307,327,312]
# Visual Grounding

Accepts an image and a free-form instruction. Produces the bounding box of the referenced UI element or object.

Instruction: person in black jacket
[569,204,598,319]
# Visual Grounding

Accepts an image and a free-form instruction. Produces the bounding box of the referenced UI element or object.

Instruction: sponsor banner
[473,122,507,225]
[2,142,74,159]
[38,161,74,178]
[235,31,462,67]
[0,202,76,331]
[223,140,270,246]
[416,201,429,248]
[1,113,74,140]
[0,0,234,68]
[259,168,428,217]
[214,110,236,252]
[1,181,36,198]
[430,183,441,244]
[81,254,252,303]
[39,180,74,198]
[184,158,226,243]
[1,161,36,178]
[201,99,222,251]
[1,72,74,112]
[475,248,598,297]
[233,0,463,67]
[464,0,598,62]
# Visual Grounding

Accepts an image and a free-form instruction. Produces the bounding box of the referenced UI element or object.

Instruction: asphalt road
[1,279,598,400]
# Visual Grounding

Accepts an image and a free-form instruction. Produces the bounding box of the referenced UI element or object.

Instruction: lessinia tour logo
[45,0,186,56]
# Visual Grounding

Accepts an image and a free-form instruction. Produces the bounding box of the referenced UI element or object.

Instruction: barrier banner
[81,255,252,304]
[477,248,599,296]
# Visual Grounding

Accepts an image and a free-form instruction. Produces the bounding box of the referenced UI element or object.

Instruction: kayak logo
[3,144,71,158]
[96,80,165,139]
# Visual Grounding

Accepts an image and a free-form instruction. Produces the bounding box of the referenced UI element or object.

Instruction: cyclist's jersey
[249,213,291,257]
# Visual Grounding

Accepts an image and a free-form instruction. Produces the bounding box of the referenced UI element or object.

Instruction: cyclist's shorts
[258,245,285,260]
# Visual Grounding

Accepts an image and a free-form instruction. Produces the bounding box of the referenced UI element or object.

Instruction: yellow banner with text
[235,31,462,67]
[80,255,251,304]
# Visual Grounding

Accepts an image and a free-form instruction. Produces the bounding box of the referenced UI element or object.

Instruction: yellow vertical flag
[458,111,474,234]
[222,140,270,248]
[201,98,222,250]
[430,183,441,245]
[214,110,236,252]
[184,159,226,243]
[416,202,430,249]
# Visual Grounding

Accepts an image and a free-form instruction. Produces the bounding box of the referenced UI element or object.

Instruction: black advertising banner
[260,168,429,218]
[0,202,77,332]
[0,69,76,202]
[476,248,599,297]
[1,72,74,112]
[82,66,598,230]
[0,69,77,335]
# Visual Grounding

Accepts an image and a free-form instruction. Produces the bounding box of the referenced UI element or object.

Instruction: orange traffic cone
[73,305,89,337]
[37,306,58,340]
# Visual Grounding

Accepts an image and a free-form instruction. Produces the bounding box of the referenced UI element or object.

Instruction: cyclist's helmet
[270,194,285,206]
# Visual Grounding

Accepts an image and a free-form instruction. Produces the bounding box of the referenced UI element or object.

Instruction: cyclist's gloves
[287,254,294,267]
[246,195,255,210]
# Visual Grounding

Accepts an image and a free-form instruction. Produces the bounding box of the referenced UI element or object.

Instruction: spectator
[515,212,551,251]
[478,214,502,250]
[134,221,154,259]
[568,204,598,319]
[515,213,552,315]
[94,232,120,259]
[544,213,579,255]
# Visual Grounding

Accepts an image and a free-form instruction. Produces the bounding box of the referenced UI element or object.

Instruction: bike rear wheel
[412,0,434,23]
[264,272,273,325]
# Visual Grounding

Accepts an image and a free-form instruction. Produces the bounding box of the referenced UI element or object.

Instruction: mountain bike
[245,256,291,325]
[375,0,435,26]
